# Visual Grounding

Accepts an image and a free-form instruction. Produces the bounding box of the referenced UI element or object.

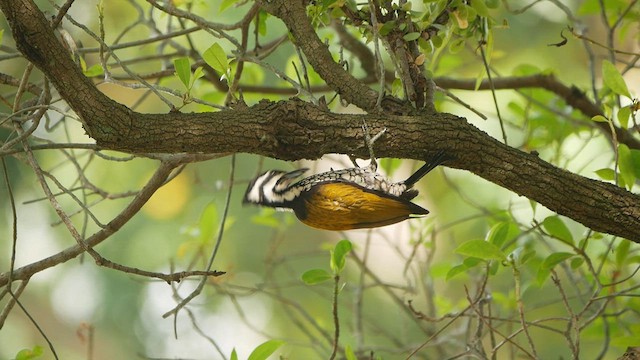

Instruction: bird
[243,149,450,231]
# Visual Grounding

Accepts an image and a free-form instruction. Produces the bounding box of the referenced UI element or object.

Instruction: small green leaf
[486,222,513,248]
[595,168,615,181]
[631,149,640,178]
[379,20,397,36]
[485,0,499,8]
[616,239,631,267]
[508,247,536,266]
[173,57,191,88]
[617,106,631,129]
[541,252,575,270]
[345,344,357,360]
[230,348,238,360]
[570,257,584,269]
[301,269,332,285]
[203,43,229,74]
[220,0,237,12]
[618,144,636,190]
[455,239,507,261]
[542,216,573,245]
[247,340,284,360]
[331,239,353,273]
[446,264,468,280]
[403,32,421,41]
[257,10,269,36]
[15,346,44,360]
[536,266,550,286]
[463,257,484,267]
[190,66,205,88]
[591,115,609,123]
[602,60,631,98]
[83,63,104,77]
[198,202,218,243]
[470,0,490,17]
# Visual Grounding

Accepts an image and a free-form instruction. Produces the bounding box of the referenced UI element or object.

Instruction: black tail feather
[403,150,452,188]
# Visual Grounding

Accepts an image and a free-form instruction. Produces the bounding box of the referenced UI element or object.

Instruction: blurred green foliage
[1,0,639,359]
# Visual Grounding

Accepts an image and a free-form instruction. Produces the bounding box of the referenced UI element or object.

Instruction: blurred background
[1,0,639,359]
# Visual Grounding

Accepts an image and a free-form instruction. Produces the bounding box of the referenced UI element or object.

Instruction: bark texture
[2,0,640,242]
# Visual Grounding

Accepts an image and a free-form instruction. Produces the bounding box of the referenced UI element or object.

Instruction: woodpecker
[243,150,450,231]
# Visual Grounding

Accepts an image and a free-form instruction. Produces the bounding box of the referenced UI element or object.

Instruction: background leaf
[301,269,332,285]
[602,60,631,98]
[173,57,191,88]
[541,252,575,270]
[331,239,353,273]
[542,216,573,245]
[247,340,284,360]
[618,144,636,190]
[203,43,229,74]
[455,239,507,261]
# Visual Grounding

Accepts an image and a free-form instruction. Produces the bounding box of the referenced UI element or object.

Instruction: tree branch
[2,0,640,243]
[260,0,380,111]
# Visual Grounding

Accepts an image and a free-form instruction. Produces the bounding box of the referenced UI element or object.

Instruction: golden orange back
[293,182,429,231]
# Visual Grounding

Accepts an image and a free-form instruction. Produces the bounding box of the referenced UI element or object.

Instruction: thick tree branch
[261,0,380,111]
[2,0,640,243]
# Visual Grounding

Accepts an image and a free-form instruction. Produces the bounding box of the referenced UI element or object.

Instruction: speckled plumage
[243,151,449,230]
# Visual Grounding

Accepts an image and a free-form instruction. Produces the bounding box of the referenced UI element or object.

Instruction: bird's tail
[403,150,451,188]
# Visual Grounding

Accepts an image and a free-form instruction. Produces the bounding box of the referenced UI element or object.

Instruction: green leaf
[173,57,191,88]
[541,252,575,270]
[618,144,636,190]
[617,106,631,129]
[570,257,584,269]
[508,247,536,266]
[616,239,631,267]
[455,239,507,261]
[536,266,550,286]
[602,60,631,98]
[591,115,609,123]
[379,20,397,36]
[83,63,104,77]
[631,149,640,178]
[203,43,229,75]
[301,269,332,285]
[403,32,421,41]
[257,10,269,36]
[220,0,237,12]
[190,66,205,88]
[470,0,490,17]
[198,202,218,243]
[247,340,284,360]
[595,168,615,181]
[15,346,43,360]
[446,264,468,280]
[230,348,238,360]
[542,216,573,245]
[485,0,499,8]
[486,222,516,248]
[345,344,357,360]
[331,239,353,273]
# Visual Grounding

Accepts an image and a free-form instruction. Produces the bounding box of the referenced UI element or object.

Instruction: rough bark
[2,0,640,242]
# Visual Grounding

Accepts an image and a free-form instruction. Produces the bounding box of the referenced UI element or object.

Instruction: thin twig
[329,274,341,360]
[163,155,236,318]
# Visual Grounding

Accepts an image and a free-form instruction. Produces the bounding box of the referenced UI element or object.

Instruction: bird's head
[243,168,309,206]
